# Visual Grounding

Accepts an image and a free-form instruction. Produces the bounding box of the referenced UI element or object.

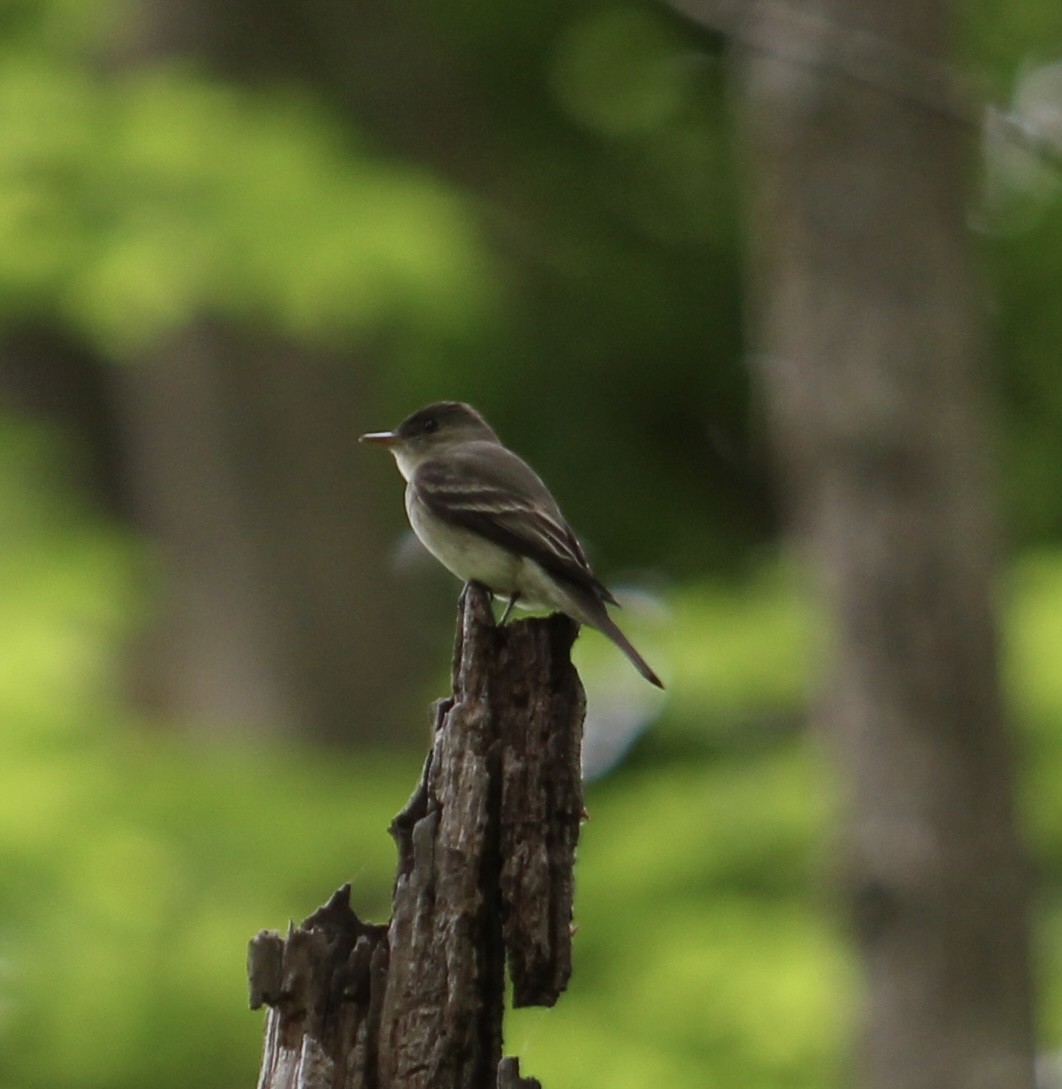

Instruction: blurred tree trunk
[132,0,488,178]
[109,0,469,744]
[734,1,1037,1086]
[109,325,425,743]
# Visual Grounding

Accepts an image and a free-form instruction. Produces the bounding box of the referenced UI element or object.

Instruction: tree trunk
[249,584,585,1089]
[732,2,1037,1087]
[112,0,450,745]
[109,323,426,744]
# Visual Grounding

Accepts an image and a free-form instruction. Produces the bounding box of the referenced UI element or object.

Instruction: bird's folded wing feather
[413,446,617,604]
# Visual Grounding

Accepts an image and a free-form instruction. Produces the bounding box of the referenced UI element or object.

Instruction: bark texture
[728,1,1037,1087]
[249,584,586,1089]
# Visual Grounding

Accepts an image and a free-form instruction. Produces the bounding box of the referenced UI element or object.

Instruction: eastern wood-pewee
[361,401,663,688]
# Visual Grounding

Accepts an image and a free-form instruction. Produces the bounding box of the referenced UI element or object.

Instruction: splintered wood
[250,584,585,1089]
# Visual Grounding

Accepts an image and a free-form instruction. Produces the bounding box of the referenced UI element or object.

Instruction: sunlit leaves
[0,28,496,357]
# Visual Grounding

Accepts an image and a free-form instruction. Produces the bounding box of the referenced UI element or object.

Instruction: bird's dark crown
[395,401,500,445]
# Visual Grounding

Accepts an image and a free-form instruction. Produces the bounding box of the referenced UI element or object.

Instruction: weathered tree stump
[249,583,586,1089]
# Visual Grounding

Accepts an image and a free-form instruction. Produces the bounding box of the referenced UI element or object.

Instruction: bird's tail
[592,609,664,689]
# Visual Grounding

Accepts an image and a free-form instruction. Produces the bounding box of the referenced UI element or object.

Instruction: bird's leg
[497,593,520,626]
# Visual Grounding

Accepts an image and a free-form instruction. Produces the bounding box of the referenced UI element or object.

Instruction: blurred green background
[2,0,1062,1086]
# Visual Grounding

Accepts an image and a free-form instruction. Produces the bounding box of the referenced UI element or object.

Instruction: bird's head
[360,401,500,480]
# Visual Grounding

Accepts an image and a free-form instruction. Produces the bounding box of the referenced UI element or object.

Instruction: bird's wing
[413,443,617,604]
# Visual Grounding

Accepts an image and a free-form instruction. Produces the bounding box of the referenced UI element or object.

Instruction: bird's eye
[421,417,439,434]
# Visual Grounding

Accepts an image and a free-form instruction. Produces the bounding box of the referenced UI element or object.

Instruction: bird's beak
[359,430,399,447]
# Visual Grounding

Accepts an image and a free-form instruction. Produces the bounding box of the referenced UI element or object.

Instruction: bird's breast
[405,485,523,595]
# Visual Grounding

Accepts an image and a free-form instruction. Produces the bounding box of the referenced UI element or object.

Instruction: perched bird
[361,401,663,688]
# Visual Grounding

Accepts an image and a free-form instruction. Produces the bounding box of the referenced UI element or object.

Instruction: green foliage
[507,750,850,1089]
[5,0,1062,1082]
[7,415,1062,1088]
[1,469,840,1088]
[0,418,404,1088]
[0,1,496,359]
[0,0,756,576]
[5,0,1062,573]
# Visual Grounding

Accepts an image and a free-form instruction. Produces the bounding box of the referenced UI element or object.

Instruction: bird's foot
[497,592,521,626]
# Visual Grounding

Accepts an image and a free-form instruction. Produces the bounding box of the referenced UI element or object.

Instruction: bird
[360,401,663,688]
